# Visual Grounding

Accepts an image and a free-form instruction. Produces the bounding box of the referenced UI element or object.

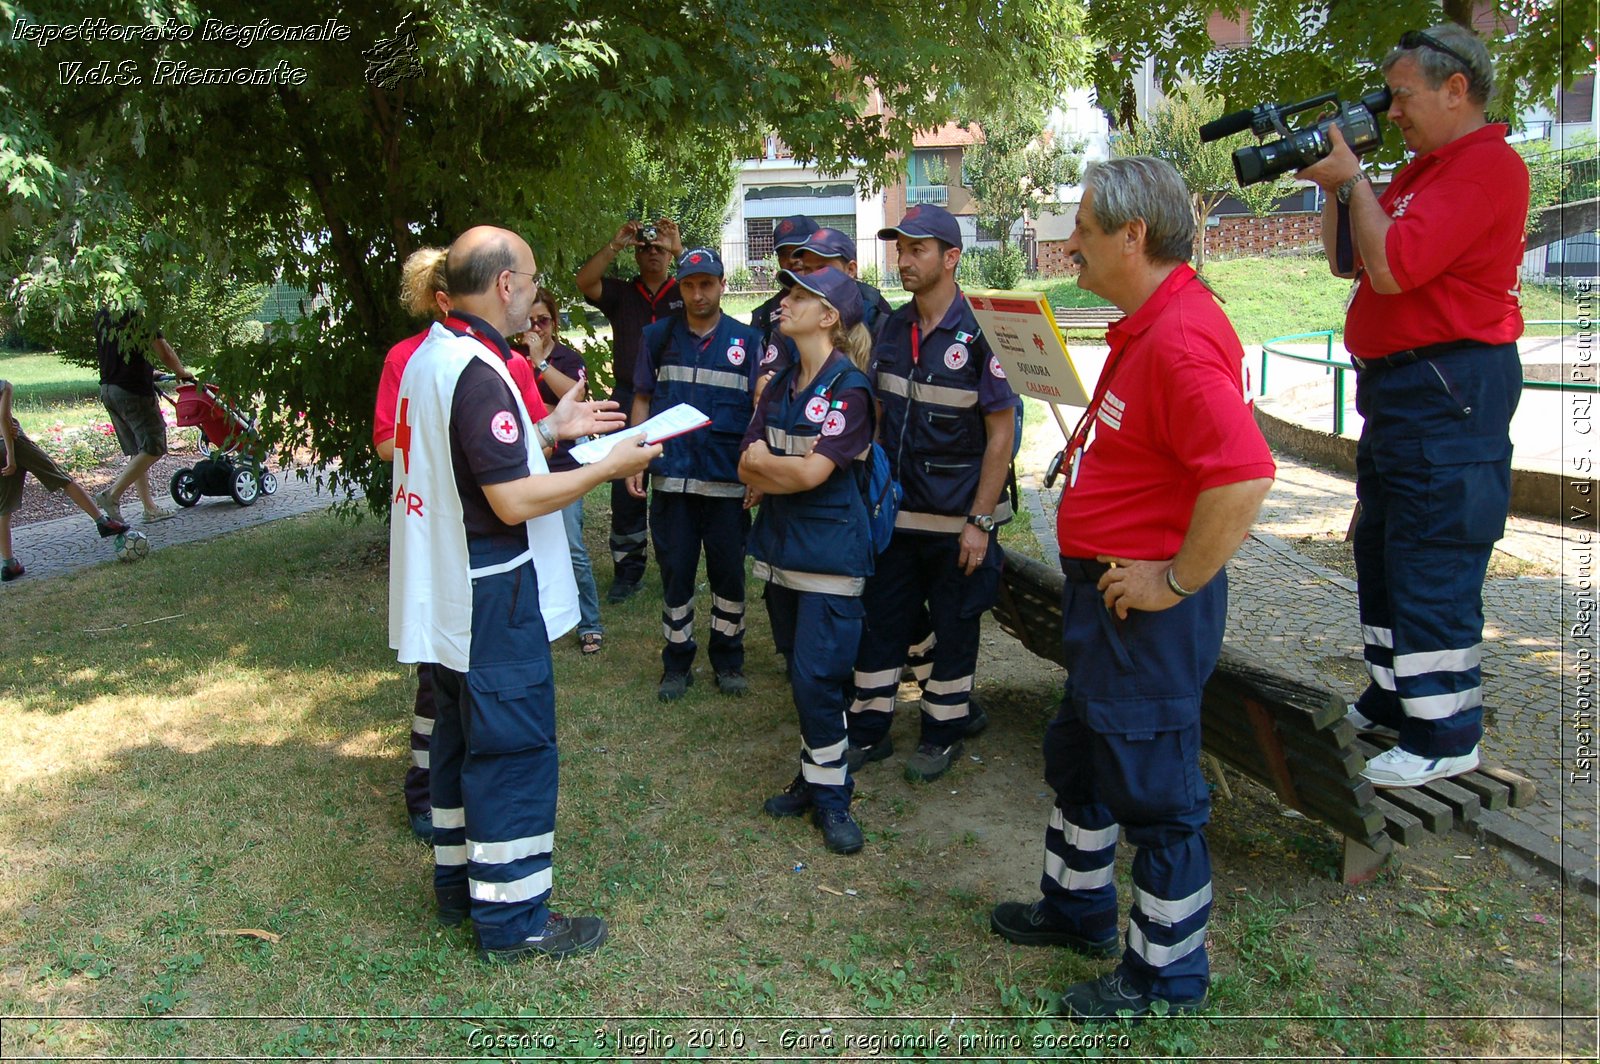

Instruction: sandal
[580,632,603,655]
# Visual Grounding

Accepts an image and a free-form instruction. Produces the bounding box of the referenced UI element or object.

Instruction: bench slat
[1374,787,1453,834]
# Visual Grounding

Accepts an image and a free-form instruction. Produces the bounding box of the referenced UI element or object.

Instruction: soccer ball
[115,530,150,563]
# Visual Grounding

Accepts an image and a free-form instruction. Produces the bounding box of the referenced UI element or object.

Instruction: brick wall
[1036,210,1325,276]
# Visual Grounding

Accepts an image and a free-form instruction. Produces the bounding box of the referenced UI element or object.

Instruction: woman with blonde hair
[738,267,877,855]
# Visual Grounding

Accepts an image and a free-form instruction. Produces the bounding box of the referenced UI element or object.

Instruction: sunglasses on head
[1399,30,1474,74]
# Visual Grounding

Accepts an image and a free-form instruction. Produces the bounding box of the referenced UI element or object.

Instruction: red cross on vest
[395,398,414,475]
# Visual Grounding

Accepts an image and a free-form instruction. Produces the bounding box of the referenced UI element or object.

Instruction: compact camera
[637,225,660,244]
[1199,87,1392,185]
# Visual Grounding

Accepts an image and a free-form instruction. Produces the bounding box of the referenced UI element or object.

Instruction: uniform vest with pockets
[642,314,763,494]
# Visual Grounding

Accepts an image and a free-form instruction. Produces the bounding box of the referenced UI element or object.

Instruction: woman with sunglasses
[738,267,877,855]
[521,288,605,654]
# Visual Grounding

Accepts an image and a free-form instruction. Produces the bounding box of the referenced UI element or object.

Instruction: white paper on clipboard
[567,403,711,465]
[965,290,1091,407]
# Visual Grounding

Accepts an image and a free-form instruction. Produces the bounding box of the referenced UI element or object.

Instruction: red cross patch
[944,343,969,370]
[989,355,1006,379]
[490,410,520,444]
[804,396,829,423]
[820,409,847,436]
[762,344,780,365]
[727,345,746,366]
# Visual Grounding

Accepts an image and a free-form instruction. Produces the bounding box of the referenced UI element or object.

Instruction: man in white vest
[389,225,659,961]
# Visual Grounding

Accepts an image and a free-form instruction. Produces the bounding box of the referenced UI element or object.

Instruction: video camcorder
[1199,87,1392,185]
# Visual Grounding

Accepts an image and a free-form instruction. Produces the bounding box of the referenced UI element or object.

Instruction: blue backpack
[863,441,900,554]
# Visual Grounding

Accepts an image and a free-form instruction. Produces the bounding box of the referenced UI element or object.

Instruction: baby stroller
[159,379,279,507]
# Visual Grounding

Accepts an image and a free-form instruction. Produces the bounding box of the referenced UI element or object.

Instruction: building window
[908,149,951,205]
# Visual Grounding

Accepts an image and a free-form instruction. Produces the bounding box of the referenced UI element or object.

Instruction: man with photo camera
[1299,24,1529,788]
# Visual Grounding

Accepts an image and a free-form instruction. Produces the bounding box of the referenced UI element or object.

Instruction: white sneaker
[1344,703,1399,738]
[1361,745,1479,789]
[93,489,123,524]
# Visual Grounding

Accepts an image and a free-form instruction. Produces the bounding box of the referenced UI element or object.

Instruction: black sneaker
[1059,970,1207,1024]
[658,670,693,701]
[962,704,990,738]
[606,580,640,604]
[763,775,812,818]
[844,737,894,771]
[409,810,434,842]
[812,806,864,854]
[479,912,608,961]
[904,740,962,782]
[1,559,23,582]
[990,900,1120,956]
[96,515,130,537]
[715,669,749,696]
[436,885,470,928]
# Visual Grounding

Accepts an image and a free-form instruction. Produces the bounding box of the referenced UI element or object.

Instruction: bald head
[446,226,525,296]
[444,225,539,335]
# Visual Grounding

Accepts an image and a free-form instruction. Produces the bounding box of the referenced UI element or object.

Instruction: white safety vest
[388,322,578,671]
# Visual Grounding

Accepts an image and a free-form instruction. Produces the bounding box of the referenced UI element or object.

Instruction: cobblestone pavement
[2,464,348,585]
[1018,395,1598,896]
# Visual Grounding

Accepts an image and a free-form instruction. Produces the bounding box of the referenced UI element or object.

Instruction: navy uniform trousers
[651,490,750,674]
[1350,342,1521,758]
[850,530,999,748]
[430,540,559,950]
[404,664,437,817]
[607,385,649,587]
[766,584,864,809]
[1038,558,1221,1003]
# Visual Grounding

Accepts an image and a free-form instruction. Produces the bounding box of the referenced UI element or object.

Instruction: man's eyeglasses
[507,269,541,290]
[529,315,555,329]
[1398,30,1475,75]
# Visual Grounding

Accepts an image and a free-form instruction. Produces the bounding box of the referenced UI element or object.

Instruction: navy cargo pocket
[464,657,554,756]
[1085,697,1206,822]
[1420,435,1512,544]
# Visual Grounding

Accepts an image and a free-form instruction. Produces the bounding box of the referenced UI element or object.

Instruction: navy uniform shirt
[594,276,683,392]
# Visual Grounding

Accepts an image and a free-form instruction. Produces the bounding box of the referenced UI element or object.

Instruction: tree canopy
[960,108,1083,252]
[1086,0,1595,164]
[1,0,1082,510]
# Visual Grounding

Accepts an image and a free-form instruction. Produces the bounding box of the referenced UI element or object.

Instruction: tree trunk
[1440,0,1475,28]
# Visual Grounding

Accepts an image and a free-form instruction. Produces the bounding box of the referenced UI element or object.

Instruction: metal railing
[908,184,949,205]
[1259,322,1592,436]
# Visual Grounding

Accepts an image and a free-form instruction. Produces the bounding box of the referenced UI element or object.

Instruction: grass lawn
[0,506,1591,1059]
[0,349,105,437]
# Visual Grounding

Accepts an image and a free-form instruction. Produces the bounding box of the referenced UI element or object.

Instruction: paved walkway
[1018,351,1598,894]
[1,465,344,584]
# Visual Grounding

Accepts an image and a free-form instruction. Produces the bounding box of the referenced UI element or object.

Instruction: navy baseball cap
[797,228,857,264]
[776,266,864,328]
[878,203,963,249]
[771,215,820,250]
[675,247,724,278]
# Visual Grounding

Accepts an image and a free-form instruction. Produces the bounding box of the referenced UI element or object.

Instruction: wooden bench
[1053,306,1125,332]
[991,547,1535,883]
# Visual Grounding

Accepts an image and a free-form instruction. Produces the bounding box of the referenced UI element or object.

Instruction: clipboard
[568,403,710,465]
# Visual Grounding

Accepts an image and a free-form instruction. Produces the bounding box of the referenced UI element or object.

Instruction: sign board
[965,290,1091,408]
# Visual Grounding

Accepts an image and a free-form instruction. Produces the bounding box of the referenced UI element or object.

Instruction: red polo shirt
[1344,123,1528,359]
[374,327,546,448]
[1058,264,1276,559]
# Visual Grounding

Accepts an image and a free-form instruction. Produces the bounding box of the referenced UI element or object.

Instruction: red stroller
[159,381,279,507]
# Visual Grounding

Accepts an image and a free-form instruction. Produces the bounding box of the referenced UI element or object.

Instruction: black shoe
[715,669,749,696]
[479,912,608,961]
[436,885,469,928]
[410,810,434,842]
[96,515,130,537]
[990,900,1120,956]
[658,670,693,701]
[1,559,23,582]
[812,806,864,854]
[904,739,963,782]
[606,580,640,604]
[1059,970,1207,1024]
[844,737,894,772]
[763,775,812,818]
[962,704,990,738]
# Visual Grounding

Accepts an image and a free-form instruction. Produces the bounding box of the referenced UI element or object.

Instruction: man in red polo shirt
[989,157,1274,1022]
[1300,24,1527,789]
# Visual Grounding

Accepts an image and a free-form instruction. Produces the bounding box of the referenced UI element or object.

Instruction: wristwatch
[1335,172,1368,205]
[536,358,551,373]
[967,513,995,533]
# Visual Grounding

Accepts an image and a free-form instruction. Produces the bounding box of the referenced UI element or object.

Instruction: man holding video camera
[1301,24,1528,788]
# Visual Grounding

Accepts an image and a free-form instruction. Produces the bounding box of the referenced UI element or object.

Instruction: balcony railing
[907,184,949,205]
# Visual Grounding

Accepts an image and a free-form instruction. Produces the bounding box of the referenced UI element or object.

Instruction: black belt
[1060,556,1111,583]
[1351,339,1477,372]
